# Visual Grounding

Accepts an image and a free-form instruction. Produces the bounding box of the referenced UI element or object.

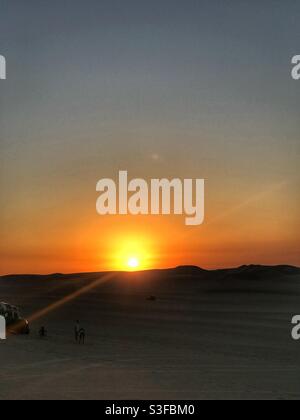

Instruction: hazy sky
[0,0,299,274]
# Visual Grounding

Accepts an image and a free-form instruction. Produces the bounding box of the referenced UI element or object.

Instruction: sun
[110,235,154,271]
[127,257,140,270]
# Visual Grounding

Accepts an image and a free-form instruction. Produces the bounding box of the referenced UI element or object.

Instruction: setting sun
[108,234,155,272]
[127,257,140,270]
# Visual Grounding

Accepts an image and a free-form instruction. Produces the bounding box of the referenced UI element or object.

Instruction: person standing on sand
[74,320,80,343]
[39,326,47,338]
[79,328,86,345]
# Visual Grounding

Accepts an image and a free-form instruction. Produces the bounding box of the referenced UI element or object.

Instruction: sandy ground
[0,269,300,400]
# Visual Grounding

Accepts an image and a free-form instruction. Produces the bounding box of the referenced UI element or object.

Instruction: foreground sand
[0,267,300,400]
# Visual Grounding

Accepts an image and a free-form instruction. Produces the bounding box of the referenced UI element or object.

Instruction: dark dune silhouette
[1,264,299,282]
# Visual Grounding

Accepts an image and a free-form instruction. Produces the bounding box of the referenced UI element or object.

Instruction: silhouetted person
[39,326,47,338]
[74,320,80,343]
[79,328,86,345]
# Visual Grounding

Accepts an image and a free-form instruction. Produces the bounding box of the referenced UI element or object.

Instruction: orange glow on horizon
[1,187,300,276]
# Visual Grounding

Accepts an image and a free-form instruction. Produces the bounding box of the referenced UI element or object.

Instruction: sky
[0,0,299,274]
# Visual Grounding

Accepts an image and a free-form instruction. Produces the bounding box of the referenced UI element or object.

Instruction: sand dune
[0,266,300,400]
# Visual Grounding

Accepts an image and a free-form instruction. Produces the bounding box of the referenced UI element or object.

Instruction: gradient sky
[0,0,299,274]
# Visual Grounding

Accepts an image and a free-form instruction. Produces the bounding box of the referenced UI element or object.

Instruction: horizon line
[1,263,299,278]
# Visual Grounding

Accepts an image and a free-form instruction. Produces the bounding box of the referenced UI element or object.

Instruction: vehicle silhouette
[0,302,30,335]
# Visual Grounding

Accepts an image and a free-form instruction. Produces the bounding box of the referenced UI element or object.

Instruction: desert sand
[0,265,300,400]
